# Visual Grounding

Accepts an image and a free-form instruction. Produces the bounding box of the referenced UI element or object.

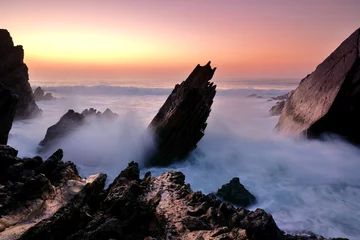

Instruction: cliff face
[0,29,42,119]
[276,28,360,142]
[147,61,217,166]
[0,85,18,144]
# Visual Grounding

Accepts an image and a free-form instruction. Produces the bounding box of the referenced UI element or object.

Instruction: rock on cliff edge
[0,85,18,144]
[276,28,360,143]
[147,61,217,166]
[0,29,42,119]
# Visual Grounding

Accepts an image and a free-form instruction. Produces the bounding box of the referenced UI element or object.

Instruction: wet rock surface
[0,29,41,119]
[0,85,18,144]
[276,28,360,144]
[216,177,256,207]
[147,61,217,166]
[38,108,118,152]
[33,87,55,101]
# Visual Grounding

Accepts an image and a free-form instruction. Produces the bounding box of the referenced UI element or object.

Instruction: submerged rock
[147,61,217,166]
[38,108,118,152]
[216,177,256,207]
[0,85,18,144]
[276,28,360,143]
[0,29,42,119]
[33,87,55,101]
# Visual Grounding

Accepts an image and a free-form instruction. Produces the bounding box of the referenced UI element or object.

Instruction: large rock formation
[33,87,55,101]
[0,29,41,119]
[38,108,118,152]
[0,85,18,144]
[10,160,346,240]
[147,61,217,166]
[0,146,105,239]
[276,28,360,143]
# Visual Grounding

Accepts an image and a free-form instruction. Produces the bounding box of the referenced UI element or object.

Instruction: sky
[2,0,360,85]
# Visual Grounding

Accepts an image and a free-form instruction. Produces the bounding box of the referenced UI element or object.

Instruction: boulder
[0,29,42,119]
[147,61,217,166]
[33,87,55,101]
[276,28,360,143]
[0,85,18,144]
[38,108,118,152]
[216,177,256,207]
[16,161,346,240]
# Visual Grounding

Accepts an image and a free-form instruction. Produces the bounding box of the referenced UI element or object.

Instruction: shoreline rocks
[0,29,42,119]
[0,85,18,144]
[276,28,360,144]
[147,61,217,166]
[33,87,55,101]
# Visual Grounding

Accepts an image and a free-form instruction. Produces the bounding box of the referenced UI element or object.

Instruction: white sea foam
[8,84,360,239]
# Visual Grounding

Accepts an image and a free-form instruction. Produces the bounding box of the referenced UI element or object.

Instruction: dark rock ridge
[276,28,360,143]
[0,29,42,119]
[0,85,18,144]
[147,61,217,166]
[7,159,345,240]
[33,87,55,101]
[216,177,256,207]
[0,145,105,239]
[39,108,118,152]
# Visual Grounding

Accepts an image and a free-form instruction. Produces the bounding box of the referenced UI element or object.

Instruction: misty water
[8,80,360,239]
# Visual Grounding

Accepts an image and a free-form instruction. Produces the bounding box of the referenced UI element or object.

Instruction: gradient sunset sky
[2,0,360,85]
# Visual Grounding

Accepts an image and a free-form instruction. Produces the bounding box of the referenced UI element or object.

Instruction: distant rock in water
[247,94,263,98]
[216,177,256,207]
[39,108,118,152]
[0,29,42,119]
[147,61,217,166]
[276,28,360,144]
[33,86,55,101]
[0,85,18,144]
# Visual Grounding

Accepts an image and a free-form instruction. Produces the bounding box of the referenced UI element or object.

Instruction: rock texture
[0,85,18,144]
[38,108,118,152]
[0,29,41,119]
[276,28,360,143]
[270,100,286,116]
[216,177,256,207]
[0,146,105,239]
[147,61,217,166]
[12,161,346,240]
[33,87,55,101]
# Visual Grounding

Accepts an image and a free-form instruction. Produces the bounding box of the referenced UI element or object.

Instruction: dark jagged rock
[0,85,18,144]
[15,161,346,240]
[276,28,360,143]
[33,87,55,101]
[38,108,118,152]
[0,145,104,238]
[0,29,42,119]
[147,61,217,166]
[216,177,256,207]
[270,100,286,116]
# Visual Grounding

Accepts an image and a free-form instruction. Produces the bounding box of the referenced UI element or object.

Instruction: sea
[8,78,360,239]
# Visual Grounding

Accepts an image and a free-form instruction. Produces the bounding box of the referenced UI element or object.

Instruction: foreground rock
[276,28,360,143]
[33,87,55,101]
[38,108,118,152]
[0,29,42,119]
[14,161,345,240]
[0,85,18,144]
[147,61,217,166]
[216,177,256,207]
[0,146,105,239]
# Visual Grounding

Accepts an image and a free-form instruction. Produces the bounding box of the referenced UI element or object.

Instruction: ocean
[8,78,360,239]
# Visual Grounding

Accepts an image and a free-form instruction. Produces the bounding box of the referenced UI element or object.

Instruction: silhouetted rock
[276,28,360,143]
[270,100,286,116]
[38,108,118,152]
[0,85,18,144]
[33,87,55,101]
[147,61,217,166]
[216,177,256,207]
[0,29,42,119]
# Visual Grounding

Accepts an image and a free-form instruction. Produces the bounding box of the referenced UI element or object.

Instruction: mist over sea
[8,78,360,239]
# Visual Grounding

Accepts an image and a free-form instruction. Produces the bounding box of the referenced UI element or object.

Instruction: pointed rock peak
[0,29,14,48]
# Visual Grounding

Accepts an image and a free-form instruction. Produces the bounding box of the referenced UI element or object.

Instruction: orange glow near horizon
[2,0,360,84]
